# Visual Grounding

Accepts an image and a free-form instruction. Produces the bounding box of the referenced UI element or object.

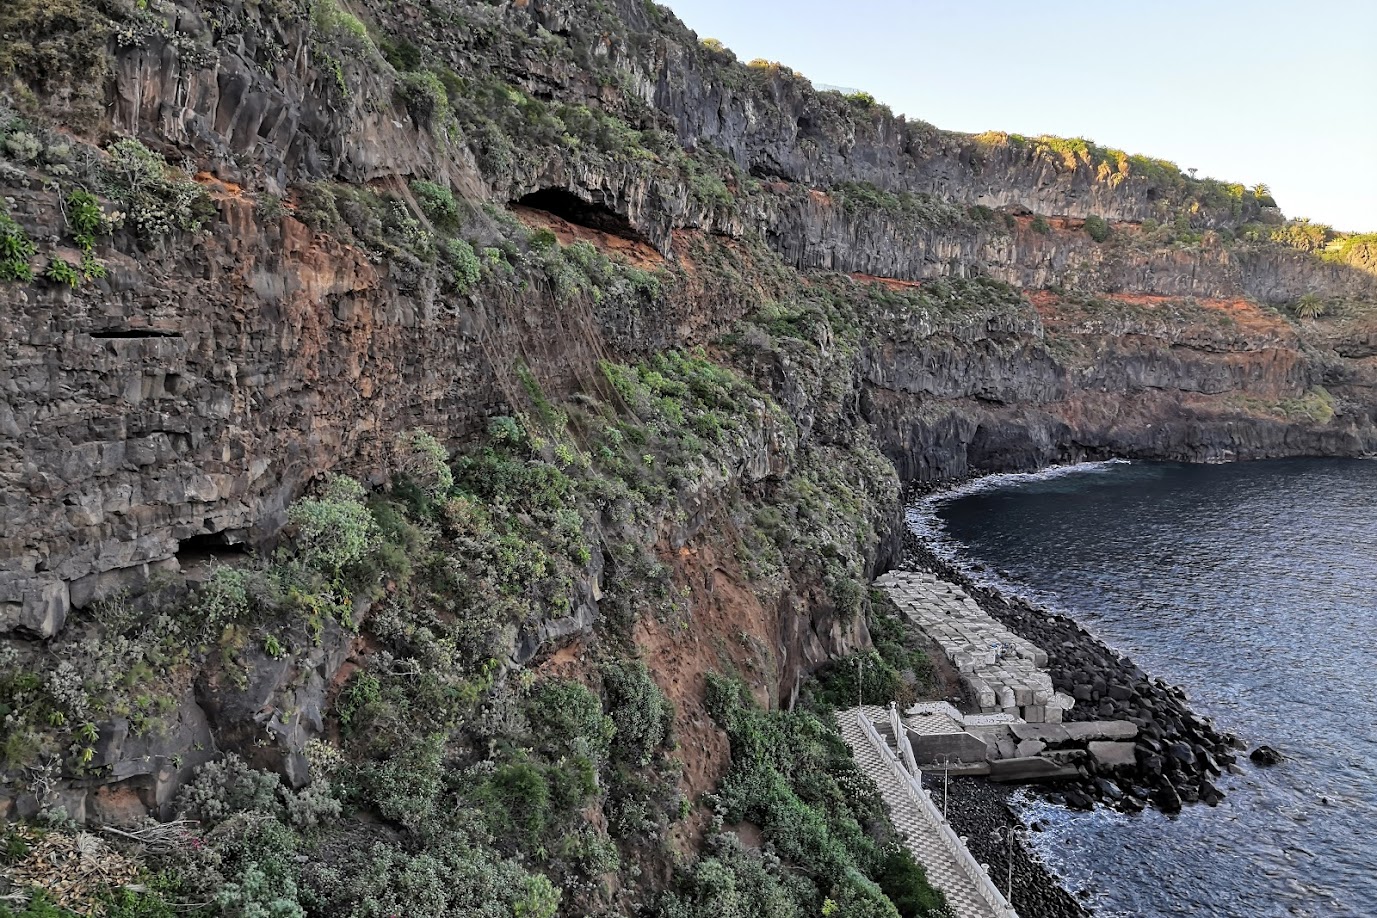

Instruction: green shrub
[0,891,80,918]
[288,476,381,580]
[66,189,108,250]
[1083,214,1111,243]
[257,193,287,221]
[0,0,113,106]
[808,650,902,711]
[0,214,35,281]
[396,428,453,497]
[1,130,41,163]
[212,864,306,918]
[830,182,965,227]
[101,887,180,918]
[100,138,214,239]
[295,183,343,234]
[657,832,808,918]
[873,847,944,916]
[336,671,382,733]
[302,831,559,918]
[514,875,561,918]
[824,872,901,918]
[43,256,80,288]
[601,659,673,767]
[176,754,284,825]
[1279,387,1336,424]
[442,238,481,292]
[526,679,614,762]
[195,565,253,631]
[399,71,450,123]
[704,676,942,915]
[1030,215,1051,235]
[380,37,422,71]
[477,760,553,847]
[310,0,373,55]
[348,732,445,829]
[411,179,460,230]
[1293,293,1326,320]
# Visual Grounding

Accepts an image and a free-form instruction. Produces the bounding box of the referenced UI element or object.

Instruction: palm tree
[1295,293,1326,320]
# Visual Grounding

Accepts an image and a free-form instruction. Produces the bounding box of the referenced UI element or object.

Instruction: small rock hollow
[89,328,182,339]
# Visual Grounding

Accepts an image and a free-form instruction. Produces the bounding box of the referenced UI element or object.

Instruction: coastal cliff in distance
[1,0,1374,914]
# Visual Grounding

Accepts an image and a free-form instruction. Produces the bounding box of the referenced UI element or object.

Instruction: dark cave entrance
[513,188,648,243]
[176,530,250,573]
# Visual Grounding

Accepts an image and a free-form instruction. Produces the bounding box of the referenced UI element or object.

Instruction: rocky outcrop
[755,194,1377,304]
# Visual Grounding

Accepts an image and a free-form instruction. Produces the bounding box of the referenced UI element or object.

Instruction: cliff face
[1,0,1375,865]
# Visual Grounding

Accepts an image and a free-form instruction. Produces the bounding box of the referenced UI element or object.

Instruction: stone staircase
[836,706,1016,918]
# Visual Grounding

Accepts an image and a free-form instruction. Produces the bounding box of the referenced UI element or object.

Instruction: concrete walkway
[836,706,1012,918]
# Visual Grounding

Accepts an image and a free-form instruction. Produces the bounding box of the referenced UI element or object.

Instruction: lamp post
[934,753,963,820]
[991,824,1015,910]
[855,655,864,708]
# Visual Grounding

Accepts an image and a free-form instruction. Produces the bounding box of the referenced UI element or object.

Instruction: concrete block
[1088,741,1138,771]
[910,730,991,765]
[1063,720,1138,742]
[1011,723,1070,744]
[989,756,1082,783]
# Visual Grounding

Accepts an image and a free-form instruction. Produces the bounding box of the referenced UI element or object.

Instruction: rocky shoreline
[894,473,1261,916]
[900,498,1245,816]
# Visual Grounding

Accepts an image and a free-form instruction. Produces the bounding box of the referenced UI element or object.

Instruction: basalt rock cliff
[1,0,1375,913]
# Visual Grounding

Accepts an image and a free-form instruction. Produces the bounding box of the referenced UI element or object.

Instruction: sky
[662,0,1377,232]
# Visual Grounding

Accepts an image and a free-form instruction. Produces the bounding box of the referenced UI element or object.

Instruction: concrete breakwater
[876,570,1066,723]
[878,552,1242,814]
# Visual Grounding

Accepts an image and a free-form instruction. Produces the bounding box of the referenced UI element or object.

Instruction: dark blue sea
[911,459,1377,918]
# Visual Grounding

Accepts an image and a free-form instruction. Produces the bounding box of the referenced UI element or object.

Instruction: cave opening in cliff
[512,188,647,242]
[176,530,249,572]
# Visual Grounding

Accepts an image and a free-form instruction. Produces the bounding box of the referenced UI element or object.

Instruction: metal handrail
[857,711,1018,918]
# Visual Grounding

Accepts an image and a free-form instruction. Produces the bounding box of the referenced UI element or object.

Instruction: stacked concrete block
[875,570,1068,724]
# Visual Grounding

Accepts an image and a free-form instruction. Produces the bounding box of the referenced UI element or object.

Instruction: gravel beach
[939,775,1091,918]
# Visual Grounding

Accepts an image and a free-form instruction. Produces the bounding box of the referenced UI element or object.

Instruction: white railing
[857,711,1019,918]
[889,702,921,777]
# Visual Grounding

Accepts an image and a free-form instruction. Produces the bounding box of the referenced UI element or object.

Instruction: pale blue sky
[663,1,1376,232]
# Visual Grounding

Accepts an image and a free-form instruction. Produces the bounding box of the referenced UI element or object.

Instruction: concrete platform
[988,756,1083,783]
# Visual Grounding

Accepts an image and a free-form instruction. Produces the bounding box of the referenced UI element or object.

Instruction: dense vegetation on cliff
[1,0,1375,915]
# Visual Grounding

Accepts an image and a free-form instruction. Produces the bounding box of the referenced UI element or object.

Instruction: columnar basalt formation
[0,0,1374,850]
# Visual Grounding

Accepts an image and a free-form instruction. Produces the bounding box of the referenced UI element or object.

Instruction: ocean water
[910,459,1377,918]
